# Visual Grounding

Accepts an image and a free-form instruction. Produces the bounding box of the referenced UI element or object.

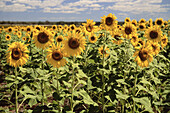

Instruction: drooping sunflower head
[131,33,139,47]
[146,41,160,56]
[161,35,168,49]
[5,34,11,41]
[88,33,98,43]
[101,13,117,30]
[155,18,164,26]
[63,31,86,56]
[98,46,110,58]
[144,25,162,42]
[6,42,29,67]
[133,47,153,68]
[122,22,137,39]
[33,28,54,49]
[110,30,123,45]
[46,44,67,68]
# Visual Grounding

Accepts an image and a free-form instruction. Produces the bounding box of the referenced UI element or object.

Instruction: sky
[0,0,170,22]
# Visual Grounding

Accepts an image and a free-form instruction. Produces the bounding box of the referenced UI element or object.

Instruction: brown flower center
[156,20,162,25]
[53,26,56,29]
[71,26,75,30]
[7,36,10,39]
[132,22,136,26]
[139,25,144,29]
[36,27,40,31]
[68,38,80,49]
[139,50,148,61]
[125,27,132,35]
[52,50,63,61]
[8,28,12,32]
[91,36,95,41]
[27,28,31,31]
[126,19,130,22]
[12,48,22,60]
[106,17,113,26]
[57,38,62,42]
[37,32,49,44]
[149,31,158,39]
[140,20,145,23]
[101,49,106,55]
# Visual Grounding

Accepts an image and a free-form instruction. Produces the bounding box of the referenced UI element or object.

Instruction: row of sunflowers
[0,13,169,113]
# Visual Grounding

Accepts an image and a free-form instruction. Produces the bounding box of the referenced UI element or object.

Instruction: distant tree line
[0,21,124,26]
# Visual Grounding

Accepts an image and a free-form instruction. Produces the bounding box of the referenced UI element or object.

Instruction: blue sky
[0,0,169,22]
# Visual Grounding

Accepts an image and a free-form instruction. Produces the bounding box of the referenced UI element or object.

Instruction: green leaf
[114,89,129,100]
[116,79,128,86]
[140,77,152,86]
[87,78,95,90]
[77,70,87,78]
[133,97,154,113]
[78,89,98,106]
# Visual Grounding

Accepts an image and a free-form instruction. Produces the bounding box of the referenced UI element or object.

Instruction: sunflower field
[0,14,170,113]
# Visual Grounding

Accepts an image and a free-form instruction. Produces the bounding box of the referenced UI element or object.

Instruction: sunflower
[146,41,160,55]
[22,37,27,41]
[56,35,64,43]
[6,27,13,33]
[133,46,153,68]
[52,25,58,31]
[46,44,67,68]
[131,33,139,47]
[139,18,146,24]
[144,25,162,42]
[32,28,54,49]
[138,23,146,31]
[6,42,29,67]
[135,38,145,49]
[88,33,98,43]
[17,31,22,38]
[5,34,11,41]
[98,46,110,58]
[110,30,123,45]
[155,18,164,27]
[101,13,117,30]
[122,22,137,39]
[63,24,69,31]
[34,25,42,31]
[82,19,97,35]
[25,26,32,33]
[132,19,137,26]
[125,17,131,23]
[63,31,86,56]
[161,35,168,49]
[75,27,82,34]
[69,24,76,32]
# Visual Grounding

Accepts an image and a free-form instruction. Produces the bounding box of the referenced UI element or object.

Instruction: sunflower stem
[15,67,18,113]
[102,30,107,113]
[71,56,75,112]
[56,68,61,112]
[132,64,138,113]
[41,49,45,106]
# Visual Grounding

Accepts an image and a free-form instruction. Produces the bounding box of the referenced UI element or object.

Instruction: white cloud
[106,0,170,14]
